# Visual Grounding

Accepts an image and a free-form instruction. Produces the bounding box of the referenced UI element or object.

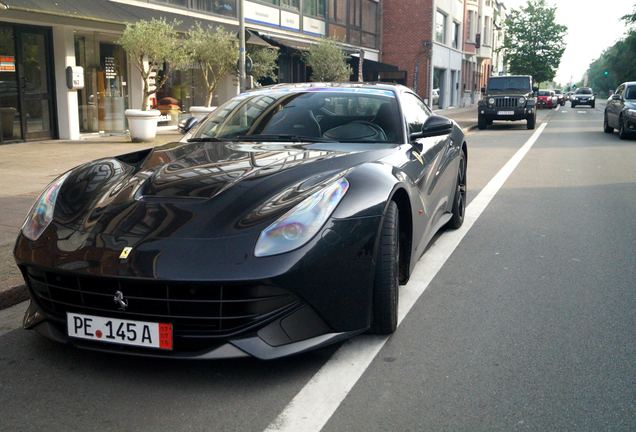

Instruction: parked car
[477,75,537,129]
[432,88,440,107]
[554,89,565,106]
[15,83,468,360]
[604,81,636,139]
[536,90,556,109]
[570,87,596,108]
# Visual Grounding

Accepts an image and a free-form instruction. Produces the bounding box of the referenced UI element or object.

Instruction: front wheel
[571,103,576,108]
[591,102,595,108]
[478,115,487,130]
[370,201,399,334]
[604,113,613,133]
[447,150,467,229]
[618,116,630,140]
[527,114,536,130]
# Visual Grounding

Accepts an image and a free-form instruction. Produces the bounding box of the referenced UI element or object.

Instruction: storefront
[0,23,56,142]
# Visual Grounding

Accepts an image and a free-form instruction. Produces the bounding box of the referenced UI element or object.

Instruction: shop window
[0,25,19,141]
[280,0,299,10]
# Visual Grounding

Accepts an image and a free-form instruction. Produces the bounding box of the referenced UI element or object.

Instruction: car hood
[53,140,396,239]
[623,101,636,109]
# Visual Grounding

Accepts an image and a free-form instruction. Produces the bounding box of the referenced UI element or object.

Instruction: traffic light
[603,70,609,76]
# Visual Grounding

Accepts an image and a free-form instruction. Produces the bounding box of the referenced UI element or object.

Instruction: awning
[257,34,315,52]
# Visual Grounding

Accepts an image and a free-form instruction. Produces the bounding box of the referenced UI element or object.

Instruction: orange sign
[0,56,15,72]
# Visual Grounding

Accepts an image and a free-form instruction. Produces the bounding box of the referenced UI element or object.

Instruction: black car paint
[478,75,536,124]
[15,83,466,359]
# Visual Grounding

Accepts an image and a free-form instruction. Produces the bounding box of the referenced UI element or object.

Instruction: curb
[0,284,28,310]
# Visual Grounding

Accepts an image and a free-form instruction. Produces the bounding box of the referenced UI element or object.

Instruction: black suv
[478,75,537,130]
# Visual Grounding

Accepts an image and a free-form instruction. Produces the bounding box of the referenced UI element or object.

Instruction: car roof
[621,81,636,86]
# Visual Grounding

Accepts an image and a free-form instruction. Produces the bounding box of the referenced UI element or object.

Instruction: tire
[571,103,576,108]
[618,116,630,140]
[370,201,399,334]
[487,119,493,126]
[561,101,565,106]
[591,102,595,109]
[604,113,613,133]
[478,115,487,130]
[447,150,467,229]
[527,114,536,130]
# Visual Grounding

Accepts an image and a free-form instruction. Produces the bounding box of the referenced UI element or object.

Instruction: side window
[616,84,625,97]
[401,93,430,135]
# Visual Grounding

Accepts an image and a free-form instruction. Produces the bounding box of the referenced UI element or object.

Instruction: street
[1,101,634,431]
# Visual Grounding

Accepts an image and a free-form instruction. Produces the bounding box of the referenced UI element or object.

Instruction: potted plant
[184,24,238,120]
[118,18,184,141]
[304,37,352,82]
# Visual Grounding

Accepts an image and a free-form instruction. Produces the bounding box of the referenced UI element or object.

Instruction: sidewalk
[0,108,477,310]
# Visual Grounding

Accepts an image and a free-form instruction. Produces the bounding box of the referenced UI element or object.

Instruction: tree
[304,38,352,82]
[247,46,279,84]
[501,0,567,84]
[184,24,238,107]
[117,18,185,110]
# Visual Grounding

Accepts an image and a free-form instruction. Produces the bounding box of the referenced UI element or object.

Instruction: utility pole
[239,0,246,93]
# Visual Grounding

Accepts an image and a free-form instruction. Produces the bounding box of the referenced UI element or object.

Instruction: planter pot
[189,106,217,121]
[125,109,160,142]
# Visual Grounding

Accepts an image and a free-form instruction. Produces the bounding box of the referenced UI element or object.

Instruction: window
[435,10,447,44]
[281,0,299,9]
[193,0,236,16]
[304,0,326,17]
[361,1,377,34]
[452,22,460,49]
[484,16,492,45]
[467,10,477,42]
[329,0,346,24]
[402,93,430,136]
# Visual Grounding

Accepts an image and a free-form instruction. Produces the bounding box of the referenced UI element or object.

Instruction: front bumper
[479,105,534,121]
[16,215,381,359]
[571,98,594,105]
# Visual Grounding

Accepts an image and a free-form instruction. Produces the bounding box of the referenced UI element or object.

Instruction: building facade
[432,0,464,109]
[0,0,382,143]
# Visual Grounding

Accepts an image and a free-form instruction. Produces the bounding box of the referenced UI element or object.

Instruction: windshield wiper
[233,134,336,143]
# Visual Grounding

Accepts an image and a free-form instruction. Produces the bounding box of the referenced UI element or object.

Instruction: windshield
[487,77,531,92]
[575,88,592,94]
[191,87,402,143]
[538,91,551,96]
[624,86,636,100]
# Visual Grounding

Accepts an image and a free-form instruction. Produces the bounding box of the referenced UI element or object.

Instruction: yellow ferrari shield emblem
[119,247,133,260]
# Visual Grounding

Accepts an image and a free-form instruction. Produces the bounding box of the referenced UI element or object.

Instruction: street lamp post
[239,0,246,93]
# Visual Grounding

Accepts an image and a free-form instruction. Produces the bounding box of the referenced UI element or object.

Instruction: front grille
[494,97,520,108]
[23,266,299,338]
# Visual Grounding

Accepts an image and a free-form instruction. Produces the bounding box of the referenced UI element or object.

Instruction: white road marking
[561,110,568,113]
[555,105,560,111]
[577,111,587,114]
[264,122,549,432]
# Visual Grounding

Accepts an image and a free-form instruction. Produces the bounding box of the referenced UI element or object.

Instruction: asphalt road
[1,103,634,431]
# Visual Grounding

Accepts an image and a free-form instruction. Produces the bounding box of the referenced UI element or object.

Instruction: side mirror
[532,86,539,92]
[594,92,598,96]
[178,116,199,134]
[611,94,622,101]
[410,115,453,140]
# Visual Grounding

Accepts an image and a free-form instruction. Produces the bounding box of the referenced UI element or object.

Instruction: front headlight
[21,172,71,241]
[627,109,636,117]
[519,97,526,105]
[254,177,349,257]
[488,97,495,105]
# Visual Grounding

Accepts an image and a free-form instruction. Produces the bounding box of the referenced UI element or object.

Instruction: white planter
[189,106,217,121]
[125,109,160,142]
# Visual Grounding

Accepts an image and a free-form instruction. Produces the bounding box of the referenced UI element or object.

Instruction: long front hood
[52,141,394,239]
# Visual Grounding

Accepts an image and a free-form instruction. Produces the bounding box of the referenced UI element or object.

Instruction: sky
[501,0,634,85]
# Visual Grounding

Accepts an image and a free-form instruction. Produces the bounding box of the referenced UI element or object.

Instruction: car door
[399,92,453,253]
[607,84,624,128]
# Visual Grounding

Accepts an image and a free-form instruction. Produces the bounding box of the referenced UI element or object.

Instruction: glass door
[0,25,20,142]
[16,27,54,140]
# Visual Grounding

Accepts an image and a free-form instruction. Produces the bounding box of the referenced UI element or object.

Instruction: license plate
[67,312,173,350]
[497,111,514,115]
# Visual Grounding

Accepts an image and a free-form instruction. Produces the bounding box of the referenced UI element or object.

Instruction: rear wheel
[478,115,487,130]
[370,201,399,334]
[604,113,613,133]
[447,150,467,229]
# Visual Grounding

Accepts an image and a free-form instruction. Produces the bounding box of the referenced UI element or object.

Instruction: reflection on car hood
[53,141,395,238]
